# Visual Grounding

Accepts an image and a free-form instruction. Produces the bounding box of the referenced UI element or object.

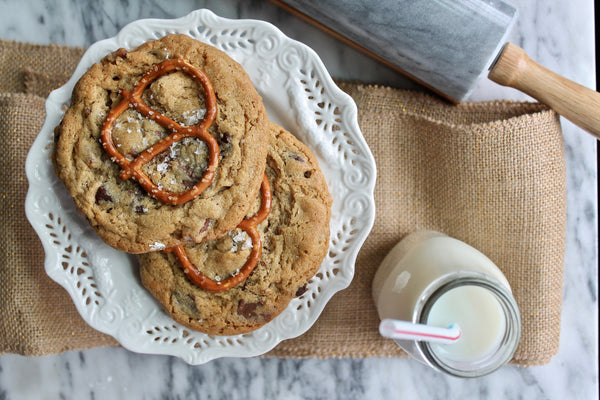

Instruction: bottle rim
[412,271,522,378]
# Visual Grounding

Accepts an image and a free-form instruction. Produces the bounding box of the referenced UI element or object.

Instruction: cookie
[138,122,332,335]
[53,34,269,253]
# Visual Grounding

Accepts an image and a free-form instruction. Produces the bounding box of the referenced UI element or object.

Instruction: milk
[372,231,520,377]
[426,285,506,363]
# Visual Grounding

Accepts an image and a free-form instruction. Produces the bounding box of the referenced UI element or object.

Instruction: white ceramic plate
[25,9,376,364]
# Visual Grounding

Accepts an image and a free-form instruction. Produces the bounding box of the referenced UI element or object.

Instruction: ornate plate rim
[24,9,376,364]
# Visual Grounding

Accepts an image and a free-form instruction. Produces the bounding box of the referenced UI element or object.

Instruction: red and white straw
[379,318,461,344]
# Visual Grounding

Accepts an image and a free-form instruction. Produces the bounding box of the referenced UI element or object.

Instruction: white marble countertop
[0,0,597,399]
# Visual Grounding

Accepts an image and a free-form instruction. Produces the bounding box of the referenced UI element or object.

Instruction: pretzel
[100,58,219,205]
[166,174,272,292]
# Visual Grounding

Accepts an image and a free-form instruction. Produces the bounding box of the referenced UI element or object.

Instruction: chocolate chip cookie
[138,122,332,335]
[53,34,269,253]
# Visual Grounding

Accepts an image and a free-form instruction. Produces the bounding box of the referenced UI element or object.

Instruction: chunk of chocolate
[95,186,113,203]
[295,284,308,297]
[237,300,263,320]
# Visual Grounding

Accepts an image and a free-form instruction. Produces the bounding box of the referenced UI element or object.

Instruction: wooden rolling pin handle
[489,43,600,139]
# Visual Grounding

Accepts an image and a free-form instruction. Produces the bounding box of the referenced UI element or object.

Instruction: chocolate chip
[217,132,233,155]
[181,179,196,190]
[295,285,308,297]
[134,205,147,214]
[304,171,312,178]
[180,164,197,179]
[114,48,128,58]
[95,186,113,203]
[220,132,232,144]
[105,92,113,108]
[237,300,263,319]
[290,153,305,162]
[174,291,199,316]
[107,48,128,64]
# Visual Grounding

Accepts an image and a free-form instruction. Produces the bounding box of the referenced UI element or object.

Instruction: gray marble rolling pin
[273,0,600,138]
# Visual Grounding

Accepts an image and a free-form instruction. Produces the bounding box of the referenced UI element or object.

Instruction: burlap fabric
[0,40,566,365]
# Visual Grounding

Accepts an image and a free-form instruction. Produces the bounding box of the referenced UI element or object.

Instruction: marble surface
[0,0,597,399]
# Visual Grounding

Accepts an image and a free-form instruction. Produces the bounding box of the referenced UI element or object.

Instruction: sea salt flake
[230,231,252,252]
[232,231,247,244]
[241,237,253,250]
[149,242,166,251]
[181,109,207,126]
[194,141,207,155]
[169,143,179,159]
[157,161,169,174]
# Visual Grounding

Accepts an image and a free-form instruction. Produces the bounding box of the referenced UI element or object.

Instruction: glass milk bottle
[372,231,521,377]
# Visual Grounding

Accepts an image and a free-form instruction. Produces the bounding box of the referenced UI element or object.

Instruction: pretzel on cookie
[166,174,272,292]
[100,57,219,205]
